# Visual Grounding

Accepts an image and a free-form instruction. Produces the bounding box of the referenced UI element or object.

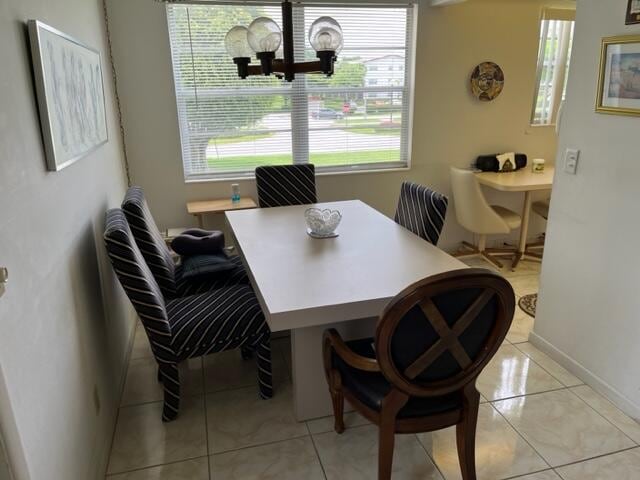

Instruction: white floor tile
[555,447,640,480]
[206,383,308,454]
[210,437,325,480]
[314,425,443,480]
[418,404,548,480]
[107,396,207,474]
[493,390,635,467]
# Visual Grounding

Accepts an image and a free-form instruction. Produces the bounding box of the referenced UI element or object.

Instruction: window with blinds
[166,2,415,180]
[531,9,575,126]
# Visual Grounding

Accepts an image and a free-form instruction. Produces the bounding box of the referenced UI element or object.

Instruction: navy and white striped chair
[255,164,317,208]
[104,209,272,422]
[394,181,448,246]
[122,186,248,299]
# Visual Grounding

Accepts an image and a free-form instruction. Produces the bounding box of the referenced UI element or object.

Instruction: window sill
[184,165,411,184]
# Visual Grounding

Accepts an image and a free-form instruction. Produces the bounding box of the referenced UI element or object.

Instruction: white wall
[0,0,133,478]
[532,0,640,419]
[106,0,572,251]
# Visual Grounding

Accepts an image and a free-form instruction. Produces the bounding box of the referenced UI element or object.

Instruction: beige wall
[107,0,572,251]
[0,0,133,479]
[533,0,640,419]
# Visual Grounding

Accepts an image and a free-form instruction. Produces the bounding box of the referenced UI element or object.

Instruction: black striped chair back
[103,209,173,356]
[104,209,273,422]
[122,186,177,298]
[394,181,448,246]
[255,164,317,208]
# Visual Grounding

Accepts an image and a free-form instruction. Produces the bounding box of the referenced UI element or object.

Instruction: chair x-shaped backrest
[376,269,515,398]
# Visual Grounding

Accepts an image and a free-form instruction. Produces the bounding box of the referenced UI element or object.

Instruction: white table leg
[291,317,377,421]
[513,190,533,269]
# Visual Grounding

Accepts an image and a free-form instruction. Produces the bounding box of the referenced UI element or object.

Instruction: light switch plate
[565,148,580,175]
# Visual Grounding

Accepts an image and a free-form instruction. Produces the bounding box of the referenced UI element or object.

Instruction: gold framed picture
[627,0,640,25]
[596,35,640,117]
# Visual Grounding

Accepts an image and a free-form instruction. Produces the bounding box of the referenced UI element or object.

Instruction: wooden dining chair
[323,268,515,480]
[255,164,317,207]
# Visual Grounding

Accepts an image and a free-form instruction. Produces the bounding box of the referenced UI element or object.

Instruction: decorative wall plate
[470,62,505,101]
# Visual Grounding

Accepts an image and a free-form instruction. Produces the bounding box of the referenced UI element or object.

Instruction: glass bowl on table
[304,208,342,238]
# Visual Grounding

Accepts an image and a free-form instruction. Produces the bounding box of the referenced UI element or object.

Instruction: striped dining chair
[122,186,248,299]
[104,209,273,421]
[394,181,449,246]
[255,164,317,208]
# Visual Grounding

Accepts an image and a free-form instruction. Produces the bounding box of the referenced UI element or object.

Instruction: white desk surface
[475,167,555,192]
[226,200,466,332]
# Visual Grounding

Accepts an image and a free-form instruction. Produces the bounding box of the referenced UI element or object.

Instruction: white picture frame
[28,20,108,171]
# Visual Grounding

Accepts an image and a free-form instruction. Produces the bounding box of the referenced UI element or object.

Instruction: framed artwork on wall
[596,35,640,117]
[27,20,108,172]
[627,0,640,24]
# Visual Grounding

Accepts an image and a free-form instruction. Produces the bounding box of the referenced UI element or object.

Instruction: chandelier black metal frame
[224,0,344,82]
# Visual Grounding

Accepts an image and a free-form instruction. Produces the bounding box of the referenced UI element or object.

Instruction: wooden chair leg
[378,421,395,480]
[329,371,345,433]
[378,390,408,480]
[456,388,480,480]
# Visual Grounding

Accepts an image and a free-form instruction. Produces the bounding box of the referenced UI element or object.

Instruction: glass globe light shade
[309,16,343,53]
[247,17,282,53]
[224,26,253,59]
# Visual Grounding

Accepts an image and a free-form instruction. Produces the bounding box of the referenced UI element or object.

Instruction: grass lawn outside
[206,149,400,172]
[208,132,274,146]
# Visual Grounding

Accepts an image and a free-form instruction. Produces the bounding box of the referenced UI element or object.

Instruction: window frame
[530,8,576,127]
[166,2,418,182]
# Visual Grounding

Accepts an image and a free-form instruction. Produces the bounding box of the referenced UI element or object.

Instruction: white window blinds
[166,2,416,180]
[531,8,575,126]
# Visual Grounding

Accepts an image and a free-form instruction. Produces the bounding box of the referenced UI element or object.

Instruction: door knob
[0,267,7,298]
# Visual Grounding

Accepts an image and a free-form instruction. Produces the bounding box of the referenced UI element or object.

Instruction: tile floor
[106,259,640,479]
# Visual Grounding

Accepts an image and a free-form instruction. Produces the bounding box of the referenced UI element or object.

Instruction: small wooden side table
[187,197,258,228]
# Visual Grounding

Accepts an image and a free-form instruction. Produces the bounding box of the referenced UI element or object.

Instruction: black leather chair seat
[334,338,462,419]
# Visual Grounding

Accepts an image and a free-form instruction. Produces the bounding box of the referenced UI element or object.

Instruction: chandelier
[224,0,343,82]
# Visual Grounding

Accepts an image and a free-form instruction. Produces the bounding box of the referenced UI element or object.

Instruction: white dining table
[226,200,466,421]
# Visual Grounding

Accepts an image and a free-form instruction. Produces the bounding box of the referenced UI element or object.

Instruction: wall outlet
[564,148,580,175]
[93,385,101,416]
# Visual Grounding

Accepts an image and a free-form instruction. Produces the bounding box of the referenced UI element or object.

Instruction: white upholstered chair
[450,167,522,268]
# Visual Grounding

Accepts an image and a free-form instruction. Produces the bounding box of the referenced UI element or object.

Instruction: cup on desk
[532,158,545,173]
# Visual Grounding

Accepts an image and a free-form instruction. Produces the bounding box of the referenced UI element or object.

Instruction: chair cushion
[175,255,250,297]
[167,284,269,361]
[491,205,522,230]
[333,338,462,419]
[180,254,237,280]
[171,229,225,256]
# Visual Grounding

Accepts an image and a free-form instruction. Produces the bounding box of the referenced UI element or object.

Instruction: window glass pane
[531,17,574,125]
[167,3,414,179]
[204,94,293,174]
[307,92,403,168]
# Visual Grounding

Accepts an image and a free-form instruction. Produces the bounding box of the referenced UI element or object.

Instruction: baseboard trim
[529,331,640,421]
